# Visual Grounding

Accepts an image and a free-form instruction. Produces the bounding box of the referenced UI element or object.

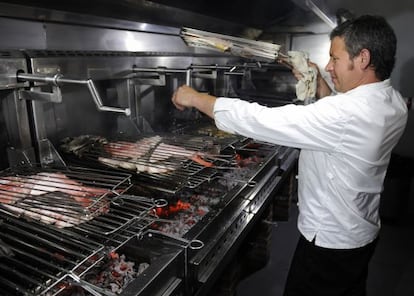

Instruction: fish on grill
[98,135,179,174]
[0,172,111,228]
[61,135,214,174]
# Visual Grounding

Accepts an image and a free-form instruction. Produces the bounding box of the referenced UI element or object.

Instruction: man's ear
[359,48,371,70]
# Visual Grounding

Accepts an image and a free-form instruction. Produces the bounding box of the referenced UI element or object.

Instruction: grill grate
[0,165,171,295]
[0,165,132,228]
[0,213,103,295]
[60,134,239,193]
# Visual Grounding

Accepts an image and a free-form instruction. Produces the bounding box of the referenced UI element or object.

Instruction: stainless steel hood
[0,0,337,37]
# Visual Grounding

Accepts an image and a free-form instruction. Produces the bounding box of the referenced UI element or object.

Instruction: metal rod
[131,62,286,83]
[305,0,336,29]
[17,73,131,116]
[17,73,62,85]
[132,67,189,74]
[185,69,191,86]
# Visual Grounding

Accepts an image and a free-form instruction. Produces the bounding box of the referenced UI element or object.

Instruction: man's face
[324,36,362,93]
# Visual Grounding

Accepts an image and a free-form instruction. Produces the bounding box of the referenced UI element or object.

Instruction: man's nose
[325,61,332,72]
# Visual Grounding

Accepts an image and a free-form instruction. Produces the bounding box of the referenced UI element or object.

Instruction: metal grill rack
[0,165,133,227]
[0,165,179,295]
[59,134,241,194]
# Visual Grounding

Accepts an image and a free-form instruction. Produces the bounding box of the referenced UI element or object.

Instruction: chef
[171,14,407,296]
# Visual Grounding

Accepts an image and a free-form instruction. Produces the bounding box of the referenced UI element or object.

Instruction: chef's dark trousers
[283,234,378,296]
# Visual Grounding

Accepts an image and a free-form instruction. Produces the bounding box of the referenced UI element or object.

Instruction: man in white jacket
[172,15,407,296]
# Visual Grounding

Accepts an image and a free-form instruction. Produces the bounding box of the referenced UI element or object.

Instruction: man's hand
[172,85,198,110]
[172,85,217,118]
[291,61,332,99]
[291,61,320,81]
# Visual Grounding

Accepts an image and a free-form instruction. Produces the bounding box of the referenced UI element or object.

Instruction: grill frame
[0,43,298,296]
[59,133,242,194]
[0,164,196,296]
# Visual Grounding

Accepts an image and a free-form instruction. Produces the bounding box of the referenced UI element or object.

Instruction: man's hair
[330,15,397,80]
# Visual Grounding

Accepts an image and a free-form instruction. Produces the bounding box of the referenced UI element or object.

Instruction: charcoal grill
[0,6,298,296]
[0,165,194,296]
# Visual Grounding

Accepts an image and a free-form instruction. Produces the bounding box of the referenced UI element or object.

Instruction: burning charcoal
[86,253,147,295]
[152,196,214,237]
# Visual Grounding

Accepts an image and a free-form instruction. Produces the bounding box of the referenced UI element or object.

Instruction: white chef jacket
[214,79,408,249]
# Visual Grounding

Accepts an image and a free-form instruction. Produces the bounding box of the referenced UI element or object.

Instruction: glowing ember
[150,149,264,237]
[234,153,263,168]
[86,252,148,294]
[155,200,191,217]
[152,194,221,237]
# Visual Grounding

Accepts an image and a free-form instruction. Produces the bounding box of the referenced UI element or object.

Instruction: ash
[154,194,221,237]
[151,153,263,238]
[219,154,263,189]
[219,167,256,189]
[85,253,149,295]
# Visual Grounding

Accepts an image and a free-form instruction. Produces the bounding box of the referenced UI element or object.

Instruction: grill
[0,166,132,226]
[0,8,298,296]
[0,165,189,295]
[59,133,241,194]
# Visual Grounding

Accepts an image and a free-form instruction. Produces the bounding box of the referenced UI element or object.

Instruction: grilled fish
[0,172,111,228]
[61,135,214,174]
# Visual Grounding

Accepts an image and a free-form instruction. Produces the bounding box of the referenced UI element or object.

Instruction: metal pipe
[17,73,63,86]
[191,65,232,70]
[132,67,189,74]
[305,0,336,29]
[131,63,282,81]
[185,69,191,86]
[131,63,288,86]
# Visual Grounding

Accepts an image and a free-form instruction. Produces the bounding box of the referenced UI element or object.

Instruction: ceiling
[149,0,298,29]
[0,0,339,36]
[3,0,411,34]
[0,0,300,28]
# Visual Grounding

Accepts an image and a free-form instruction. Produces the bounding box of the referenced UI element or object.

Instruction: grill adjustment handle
[17,72,131,116]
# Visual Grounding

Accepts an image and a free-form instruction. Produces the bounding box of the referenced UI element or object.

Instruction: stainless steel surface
[0,52,28,90]
[0,12,188,52]
[0,5,299,295]
[0,2,181,36]
[0,0,334,54]
[46,23,188,53]
[0,1,253,37]
[305,0,336,28]
[0,53,34,168]
[0,17,45,50]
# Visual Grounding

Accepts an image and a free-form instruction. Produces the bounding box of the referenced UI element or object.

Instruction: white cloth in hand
[288,51,317,101]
